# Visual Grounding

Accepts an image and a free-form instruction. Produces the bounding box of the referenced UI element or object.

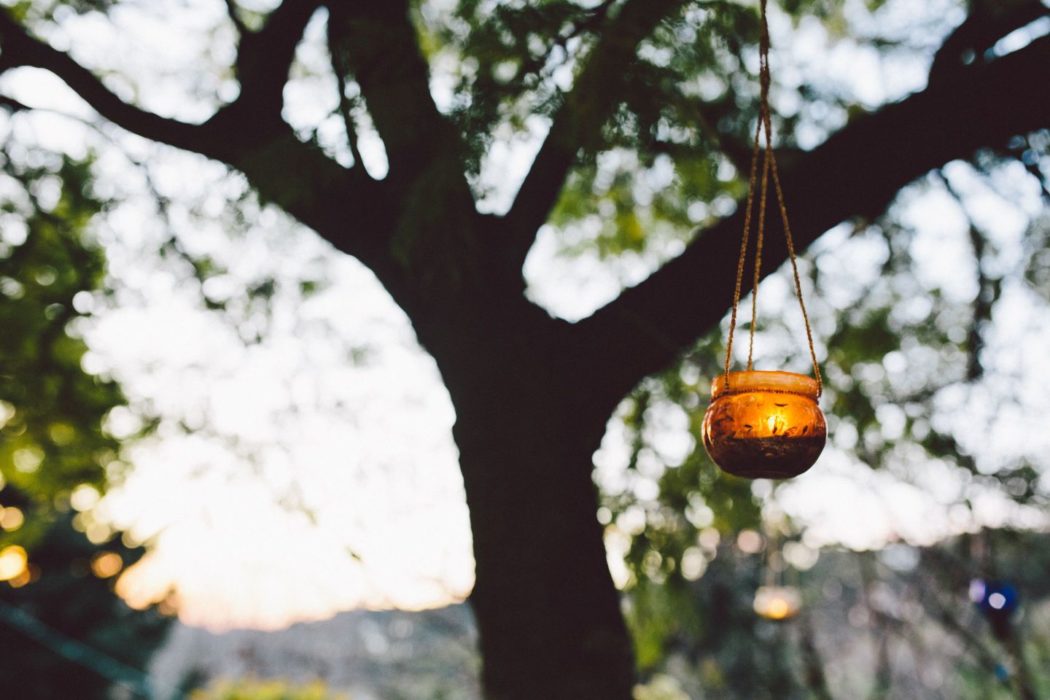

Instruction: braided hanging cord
[722,0,822,395]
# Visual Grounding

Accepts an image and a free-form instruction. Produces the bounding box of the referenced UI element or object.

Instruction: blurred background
[0,0,1048,698]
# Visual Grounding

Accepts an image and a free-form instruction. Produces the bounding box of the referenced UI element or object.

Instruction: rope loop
[722,0,823,396]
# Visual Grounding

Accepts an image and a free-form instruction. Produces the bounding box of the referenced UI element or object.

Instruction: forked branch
[0,4,395,287]
[571,35,1050,408]
[502,0,687,260]
[0,8,216,154]
[232,0,324,119]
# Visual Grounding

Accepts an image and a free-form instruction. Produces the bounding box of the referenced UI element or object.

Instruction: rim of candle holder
[710,370,821,399]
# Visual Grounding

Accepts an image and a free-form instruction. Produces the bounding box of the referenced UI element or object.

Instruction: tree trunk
[453,402,633,699]
[416,294,635,699]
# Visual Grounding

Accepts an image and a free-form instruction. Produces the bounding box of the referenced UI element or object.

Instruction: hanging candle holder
[701,0,826,480]
[704,371,825,479]
[753,584,802,621]
[752,525,803,621]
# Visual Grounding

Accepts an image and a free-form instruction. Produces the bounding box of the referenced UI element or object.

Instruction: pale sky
[1,0,1048,630]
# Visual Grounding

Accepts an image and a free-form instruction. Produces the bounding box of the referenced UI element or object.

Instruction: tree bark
[412,284,634,699]
[454,405,633,699]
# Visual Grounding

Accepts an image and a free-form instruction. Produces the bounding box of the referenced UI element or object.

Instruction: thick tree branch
[571,35,1050,408]
[324,0,486,307]
[0,1,322,156]
[502,0,687,260]
[233,0,323,118]
[326,20,369,178]
[327,1,461,185]
[929,0,1048,86]
[0,8,216,154]
[0,5,399,298]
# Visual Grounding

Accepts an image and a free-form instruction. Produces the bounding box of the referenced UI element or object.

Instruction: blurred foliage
[608,180,1050,671]
[0,486,171,699]
[629,528,1050,698]
[1023,213,1050,301]
[0,145,170,695]
[191,678,350,700]
[416,0,910,256]
[0,144,126,539]
[2,0,115,23]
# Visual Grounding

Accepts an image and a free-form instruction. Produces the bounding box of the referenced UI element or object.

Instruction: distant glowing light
[736,529,764,554]
[90,551,124,578]
[680,547,707,581]
[0,401,15,430]
[988,592,1007,610]
[8,566,33,588]
[969,579,986,603]
[753,585,802,621]
[85,521,113,545]
[0,545,29,581]
[12,447,43,473]
[767,598,790,619]
[0,507,24,531]
[698,527,720,551]
[70,484,101,512]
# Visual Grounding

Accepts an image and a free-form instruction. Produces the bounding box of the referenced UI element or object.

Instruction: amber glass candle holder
[701,370,826,479]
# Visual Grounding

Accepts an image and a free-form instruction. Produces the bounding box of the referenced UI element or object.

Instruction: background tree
[625,528,1050,699]
[0,147,171,697]
[0,0,1047,697]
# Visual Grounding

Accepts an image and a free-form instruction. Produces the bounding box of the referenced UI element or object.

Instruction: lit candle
[766,410,786,436]
[702,371,826,479]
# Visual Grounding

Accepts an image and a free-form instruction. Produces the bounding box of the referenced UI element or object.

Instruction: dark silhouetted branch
[929,0,1048,86]
[571,35,1050,408]
[0,94,28,113]
[327,1,461,184]
[0,8,215,154]
[0,5,397,297]
[233,0,323,118]
[502,0,687,260]
[326,19,369,178]
[796,614,834,700]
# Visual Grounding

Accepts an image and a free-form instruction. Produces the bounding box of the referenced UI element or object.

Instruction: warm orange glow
[0,545,28,582]
[753,585,801,621]
[766,599,790,619]
[8,566,32,588]
[0,507,24,531]
[702,371,826,479]
[90,551,124,579]
[158,598,178,617]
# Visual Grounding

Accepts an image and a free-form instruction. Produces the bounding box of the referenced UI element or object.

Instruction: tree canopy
[0,0,1048,697]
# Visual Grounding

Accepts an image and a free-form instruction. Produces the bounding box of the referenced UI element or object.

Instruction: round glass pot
[701,370,826,479]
